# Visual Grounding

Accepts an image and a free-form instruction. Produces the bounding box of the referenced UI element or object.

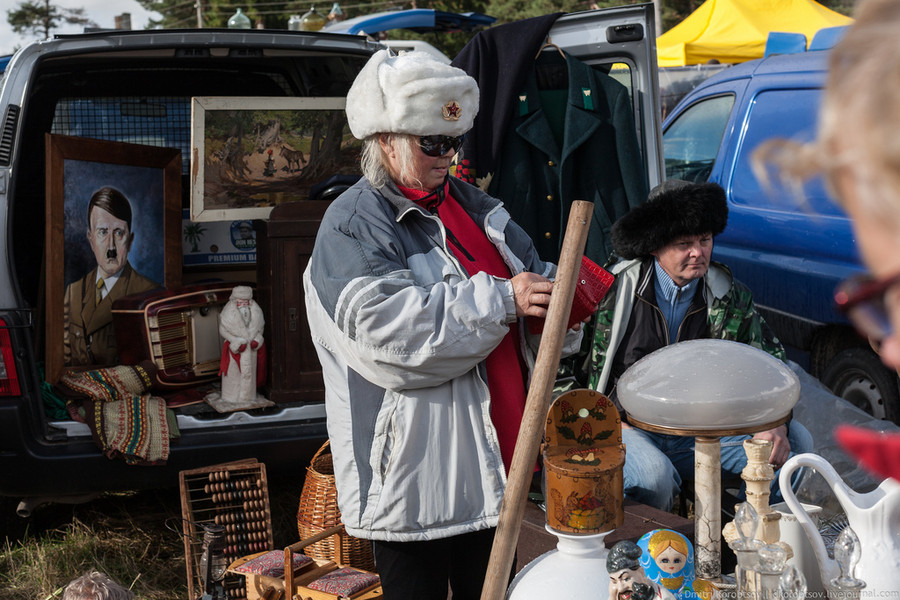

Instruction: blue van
[662,44,900,423]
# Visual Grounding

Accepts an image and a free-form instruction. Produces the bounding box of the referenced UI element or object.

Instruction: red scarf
[400,182,527,474]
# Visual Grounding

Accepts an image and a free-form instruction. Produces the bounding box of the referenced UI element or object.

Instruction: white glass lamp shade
[616,339,799,431]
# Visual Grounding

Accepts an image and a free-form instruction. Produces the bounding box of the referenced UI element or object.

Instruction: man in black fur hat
[584,179,813,512]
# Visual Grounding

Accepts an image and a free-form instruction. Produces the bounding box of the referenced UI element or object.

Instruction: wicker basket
[296,440,376,572]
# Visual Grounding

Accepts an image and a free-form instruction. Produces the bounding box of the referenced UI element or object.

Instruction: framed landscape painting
[190,96,358,222]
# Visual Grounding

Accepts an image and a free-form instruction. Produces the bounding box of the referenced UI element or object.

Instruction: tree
[7,0,96,40]
[136,0,197,29]
[184,223,207,253]
[485,0,603,25]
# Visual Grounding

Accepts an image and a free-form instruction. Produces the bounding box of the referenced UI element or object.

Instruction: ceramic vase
[506,526,611,600]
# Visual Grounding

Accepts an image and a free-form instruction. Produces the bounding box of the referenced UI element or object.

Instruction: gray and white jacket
[304,175,582,542]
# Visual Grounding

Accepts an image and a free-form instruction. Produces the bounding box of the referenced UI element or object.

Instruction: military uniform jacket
[63,263,159,366]
[487,52,648,264]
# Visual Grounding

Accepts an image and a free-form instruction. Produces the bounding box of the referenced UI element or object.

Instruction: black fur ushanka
[610,179,729,259]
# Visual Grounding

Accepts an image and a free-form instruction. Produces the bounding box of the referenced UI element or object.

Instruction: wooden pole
[480,200,594,600]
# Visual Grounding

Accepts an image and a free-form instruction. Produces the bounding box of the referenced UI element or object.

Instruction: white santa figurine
[217,285,266,404]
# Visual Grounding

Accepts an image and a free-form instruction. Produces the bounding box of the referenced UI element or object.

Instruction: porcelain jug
[770,501,824,594]
[779,452,900,594]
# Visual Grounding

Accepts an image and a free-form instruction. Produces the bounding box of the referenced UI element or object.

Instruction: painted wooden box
[542,389,625,534]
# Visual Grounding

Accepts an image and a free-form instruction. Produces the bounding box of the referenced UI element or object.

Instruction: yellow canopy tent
[656,0,853,67]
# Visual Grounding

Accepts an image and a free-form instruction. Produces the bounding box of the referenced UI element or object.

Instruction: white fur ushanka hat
[345,49,479,139]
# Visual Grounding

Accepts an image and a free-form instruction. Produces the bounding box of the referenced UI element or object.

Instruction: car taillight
[0,318,21,396]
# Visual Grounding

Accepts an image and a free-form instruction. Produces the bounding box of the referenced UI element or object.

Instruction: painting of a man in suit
[63,186,160,366]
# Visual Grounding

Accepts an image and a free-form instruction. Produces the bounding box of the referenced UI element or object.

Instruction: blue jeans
[622,421,814,511]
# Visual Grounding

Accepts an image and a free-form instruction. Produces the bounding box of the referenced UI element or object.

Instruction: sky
[0,0,158,56]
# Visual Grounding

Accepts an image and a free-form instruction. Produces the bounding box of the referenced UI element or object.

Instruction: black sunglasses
[418,134,465,157]
[834,272,900,342]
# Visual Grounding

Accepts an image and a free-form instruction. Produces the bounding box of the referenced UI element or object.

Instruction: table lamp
[617,339,799,581]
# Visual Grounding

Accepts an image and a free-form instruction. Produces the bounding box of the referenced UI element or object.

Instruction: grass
[0,476,305,599]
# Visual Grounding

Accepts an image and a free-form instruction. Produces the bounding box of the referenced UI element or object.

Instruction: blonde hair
[360,133,423,190]
[62,570,134,600]
[754,0,900,230]
[647,529,689,559]
[647,530,689,591]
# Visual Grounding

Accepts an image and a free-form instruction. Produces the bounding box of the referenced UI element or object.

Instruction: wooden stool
[229,525,382,600]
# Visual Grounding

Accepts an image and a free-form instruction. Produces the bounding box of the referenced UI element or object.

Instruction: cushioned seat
[306,567,380,597]
[231,550,313,577]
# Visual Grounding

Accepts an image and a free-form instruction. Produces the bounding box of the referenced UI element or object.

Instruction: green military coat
[487,51,648,264]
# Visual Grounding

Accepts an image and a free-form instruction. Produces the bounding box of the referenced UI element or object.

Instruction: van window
[606,62,642,160]
[605,62,647,167]
[731,88,842,216]
[52,97,192,173]
[663,94,734,182]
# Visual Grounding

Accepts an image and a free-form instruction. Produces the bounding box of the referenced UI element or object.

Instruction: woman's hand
[511,272,553,318]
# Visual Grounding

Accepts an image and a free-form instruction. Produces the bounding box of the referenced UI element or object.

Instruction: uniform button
[546,195,553,202]
[548,160,555,167]
[544,232,552,239]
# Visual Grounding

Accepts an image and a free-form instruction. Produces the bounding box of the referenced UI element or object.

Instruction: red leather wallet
[527,256,614,335]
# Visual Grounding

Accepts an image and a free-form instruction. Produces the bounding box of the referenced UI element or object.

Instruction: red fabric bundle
[834,424,900,481]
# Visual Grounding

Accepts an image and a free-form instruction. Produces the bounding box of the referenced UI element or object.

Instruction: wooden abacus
[180,459,274,600]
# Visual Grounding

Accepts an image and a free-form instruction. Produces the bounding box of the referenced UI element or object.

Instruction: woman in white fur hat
[303,49,585,598]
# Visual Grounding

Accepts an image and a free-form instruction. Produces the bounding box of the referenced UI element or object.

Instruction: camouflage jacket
[587,258,785,395]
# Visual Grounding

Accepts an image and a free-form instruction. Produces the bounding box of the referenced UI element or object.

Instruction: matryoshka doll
[637,529,719,600]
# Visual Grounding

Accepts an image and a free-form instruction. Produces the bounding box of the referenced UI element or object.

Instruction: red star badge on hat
[442,101,461,121]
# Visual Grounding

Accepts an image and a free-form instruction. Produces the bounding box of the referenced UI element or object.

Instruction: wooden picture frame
[45,134,182,384]
[190,96,355,222]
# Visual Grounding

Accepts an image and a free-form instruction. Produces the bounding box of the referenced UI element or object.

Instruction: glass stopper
[735,502,758,540]
[757,543,787,574]
[832,526,866,590]
[779,564,807,599]
[731,501,763,552]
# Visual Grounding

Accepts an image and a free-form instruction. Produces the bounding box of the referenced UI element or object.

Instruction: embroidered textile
[306,567,379,596]
[232,550,312,577]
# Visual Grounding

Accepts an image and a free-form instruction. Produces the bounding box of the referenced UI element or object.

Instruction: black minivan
[0,28,378,513]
